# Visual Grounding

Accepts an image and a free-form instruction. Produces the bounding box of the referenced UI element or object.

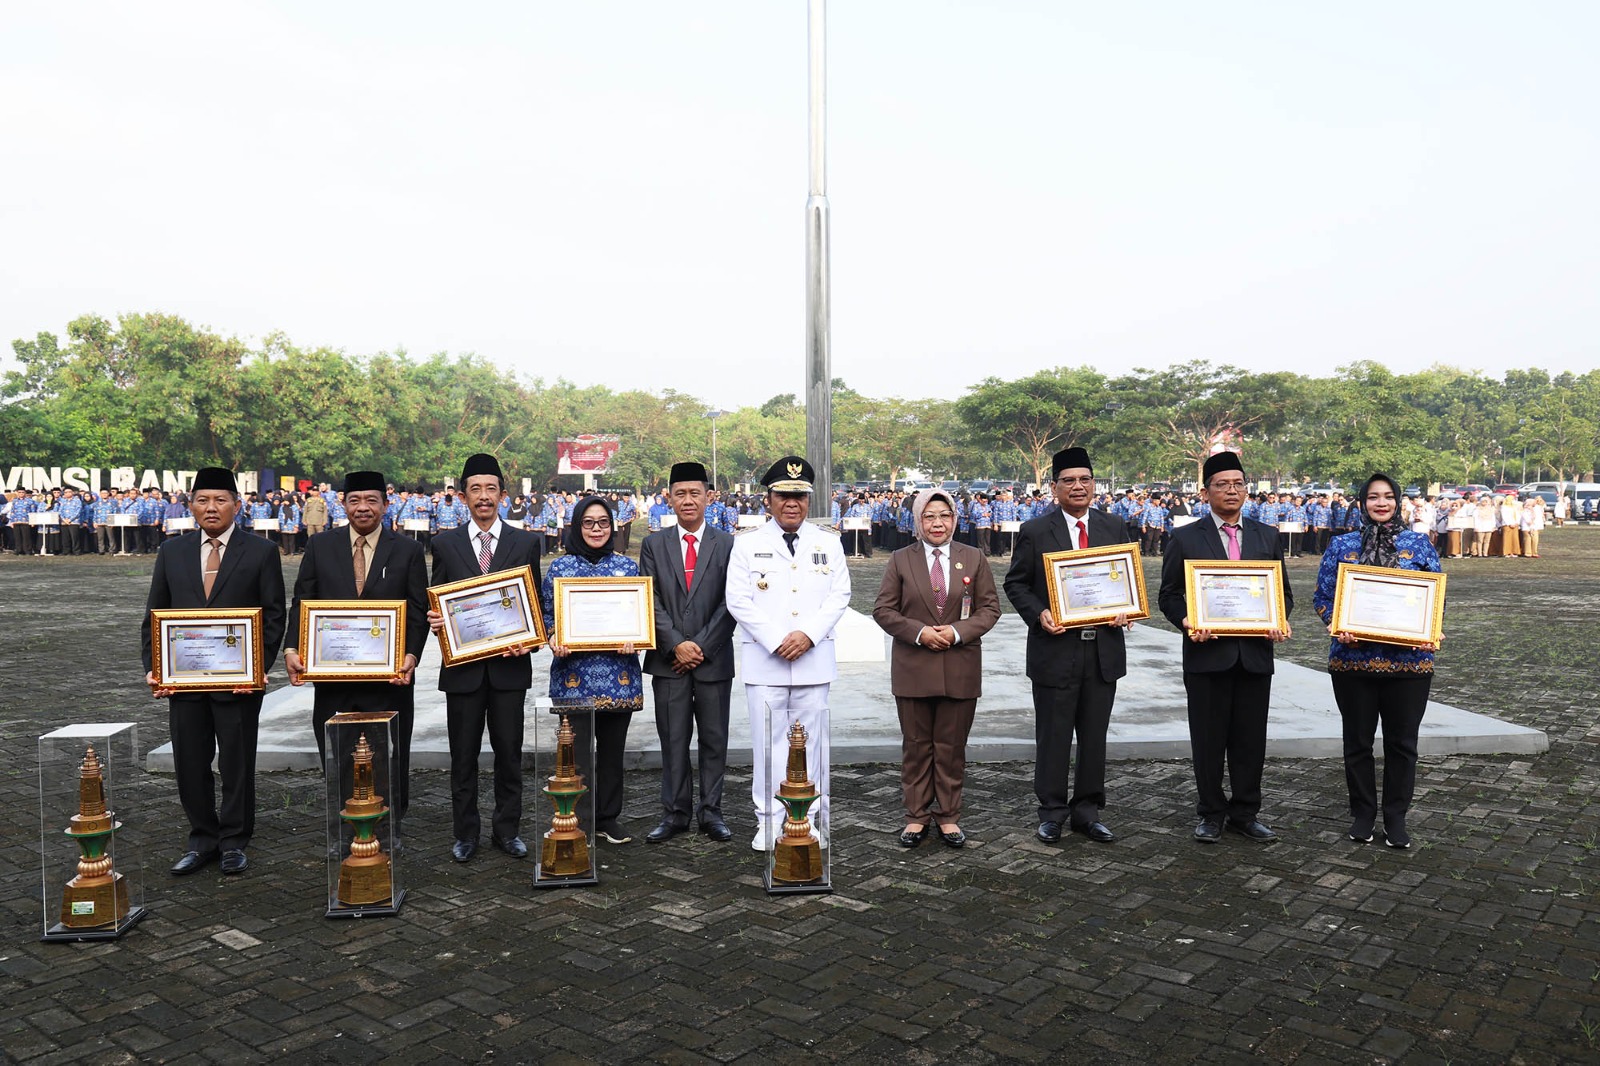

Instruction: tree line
[5,312,1596,491]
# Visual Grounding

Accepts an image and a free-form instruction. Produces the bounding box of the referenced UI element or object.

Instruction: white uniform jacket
[726,518,851,687]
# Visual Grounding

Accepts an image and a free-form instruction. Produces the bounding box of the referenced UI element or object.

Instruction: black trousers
[570,710,634,829]
[1032,655,1116,828]
[169,693,263,854]
[445,683,527,843]
[1332,671,1431,830]
[13,522,34,554]
[313,688,415,822]
[1184,665,1271,822]
[652,674,732,826]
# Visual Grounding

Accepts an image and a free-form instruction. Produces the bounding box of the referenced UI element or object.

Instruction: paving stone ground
[2,528,1598,1064]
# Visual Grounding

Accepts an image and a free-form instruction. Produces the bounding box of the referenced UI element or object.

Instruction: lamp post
[703,409,724,489]
[1102,402,1124,493]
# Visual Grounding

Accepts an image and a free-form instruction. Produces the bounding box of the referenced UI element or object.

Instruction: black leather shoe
[1193,819,1222,843]
[170,849,218,875]
[1036,820,1063,843]
[1349,819,1375,843]
[899,825,929,848]
[492,835,528,858]
[940,828,966,848]
[1079,821,1115,843]
[596,824,632,845]
[219,850,248,875]
[1227,818,1278,843]
[647,820,688,844]
[700,819,733,842]
[451,838,477,863]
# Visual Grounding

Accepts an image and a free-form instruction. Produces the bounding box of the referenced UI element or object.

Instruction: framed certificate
[552,577,657,652]
[1042,543,1149,628]
[299,600,406,680]
[150,608,266,692]
[1329,564,1445,648]
[1184,560,1287,637]
[429,566,546,666]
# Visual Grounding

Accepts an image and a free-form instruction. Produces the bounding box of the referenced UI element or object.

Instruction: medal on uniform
[756,572,769,591]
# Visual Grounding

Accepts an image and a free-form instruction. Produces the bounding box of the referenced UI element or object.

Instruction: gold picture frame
[553,576,657,652]
[1329,564,1446,649]
[150,608,266,692]
[1041,543,1149,629]
[299,600,406,681]
[1183,560,1287,637]
[429,565,546,666]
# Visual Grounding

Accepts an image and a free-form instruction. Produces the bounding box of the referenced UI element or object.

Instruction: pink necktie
[930,548,946,613]
[1222,523,1241,561]
[478,530,494,574]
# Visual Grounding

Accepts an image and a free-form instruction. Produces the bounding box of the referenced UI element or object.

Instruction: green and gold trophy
[771,722,824,885]
[59,747,131,930]
[537,711,593,882]
[336,733,393,907]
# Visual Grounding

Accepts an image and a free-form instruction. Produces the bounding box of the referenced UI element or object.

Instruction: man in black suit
[1003,447,1133,845]
[1158,451,1294,844]
[142,467,286,876]
[283,470,429,823]
[426,453,542,863]
[638,461,737,843]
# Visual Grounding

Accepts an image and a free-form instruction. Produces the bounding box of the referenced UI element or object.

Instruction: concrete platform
[145,609,1547,771]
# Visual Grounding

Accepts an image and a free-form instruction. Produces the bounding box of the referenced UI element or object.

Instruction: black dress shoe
[170,849,218,875]
[1349,819,1375,843]
[219,850,248,875]
[646,820,688,844]
[596,824,632,845]
[492,835,529,858]
[1384,823,1412,849]
[899,825,929,848]
[451,838,477,863]
[940,828,966,848]
[1193,819,1222,843]
[700,819,733,842]
[1036,821,1063,844]
[1227,818,1278,843]
[1078,821,1115,843]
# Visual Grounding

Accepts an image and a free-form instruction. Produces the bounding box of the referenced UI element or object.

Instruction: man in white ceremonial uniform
[725,456,851,851]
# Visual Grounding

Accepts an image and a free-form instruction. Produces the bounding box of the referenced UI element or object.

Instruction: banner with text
[555,435,621,475]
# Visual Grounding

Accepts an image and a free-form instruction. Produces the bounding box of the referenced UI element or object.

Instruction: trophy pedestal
[39,723,147,942]
[533,699,598,889]
[762,705,832,896]
[324,713,404,918]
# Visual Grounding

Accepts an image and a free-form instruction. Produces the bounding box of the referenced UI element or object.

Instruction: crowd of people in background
[1,478,1591,559]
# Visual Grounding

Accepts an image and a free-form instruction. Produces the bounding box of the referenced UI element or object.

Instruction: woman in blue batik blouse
[543,496,642,845]
[1312,473,1442,850]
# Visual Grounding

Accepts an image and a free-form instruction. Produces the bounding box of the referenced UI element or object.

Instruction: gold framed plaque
[1183,560,1287,637]
[429,565,546,666]
[150,608,266,692]
[300,601,406,681]
[1042,543,1149,628]
[553,576,657,652]
[1329,564,1445,649]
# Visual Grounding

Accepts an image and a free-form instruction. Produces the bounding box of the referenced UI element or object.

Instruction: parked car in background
[968,479,994,495]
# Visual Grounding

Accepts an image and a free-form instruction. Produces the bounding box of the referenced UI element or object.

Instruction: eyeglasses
[922,510,955,521]
[579,519,612,530]
[1055,476,1095,486]
[1208,480,1247,491]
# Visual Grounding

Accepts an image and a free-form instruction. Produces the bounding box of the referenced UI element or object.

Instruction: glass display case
[39,722,147,941]
[323,711,403,917]
[532,697,598,889]
[761,701,831,895]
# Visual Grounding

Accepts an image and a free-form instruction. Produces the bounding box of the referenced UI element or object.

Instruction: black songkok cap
[762,456,814,494]
[343,471,386,495]
[1202,451,1245,485]
[460,453,504,488]
[669,461,710,486]
[192,467,238,493]
[1051,447,1093,479]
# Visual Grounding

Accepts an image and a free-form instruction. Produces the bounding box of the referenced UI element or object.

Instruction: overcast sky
[3,2,1595,410]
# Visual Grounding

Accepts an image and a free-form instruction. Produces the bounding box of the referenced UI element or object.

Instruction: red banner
[556,435,621,474]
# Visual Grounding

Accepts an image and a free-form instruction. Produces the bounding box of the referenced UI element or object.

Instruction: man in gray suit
[639,461,737,842]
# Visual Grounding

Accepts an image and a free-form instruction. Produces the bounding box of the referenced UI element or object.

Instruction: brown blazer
[873,541,1001,700]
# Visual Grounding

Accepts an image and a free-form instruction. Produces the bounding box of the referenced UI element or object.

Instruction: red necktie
[1077,519,1089,551]
[683,533,697,590]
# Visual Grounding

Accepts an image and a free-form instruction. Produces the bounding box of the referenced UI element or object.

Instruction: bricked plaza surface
[2,528,1597,1064]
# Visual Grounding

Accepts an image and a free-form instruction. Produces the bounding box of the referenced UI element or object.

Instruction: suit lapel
[667,528,689,597]
[909,545,940,620]
[1199,518,1227,560]
[364,529,395,593]
[1041,509,1072,553]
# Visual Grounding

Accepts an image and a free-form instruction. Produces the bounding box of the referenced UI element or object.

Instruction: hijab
[1356,473,1405,567]
[911,488,958,542]
[565,495,614,564]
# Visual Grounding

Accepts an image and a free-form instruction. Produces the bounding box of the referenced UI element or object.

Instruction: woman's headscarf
[912,488,958,542]
[1355,473,1405,567]
[564,495,615,564]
